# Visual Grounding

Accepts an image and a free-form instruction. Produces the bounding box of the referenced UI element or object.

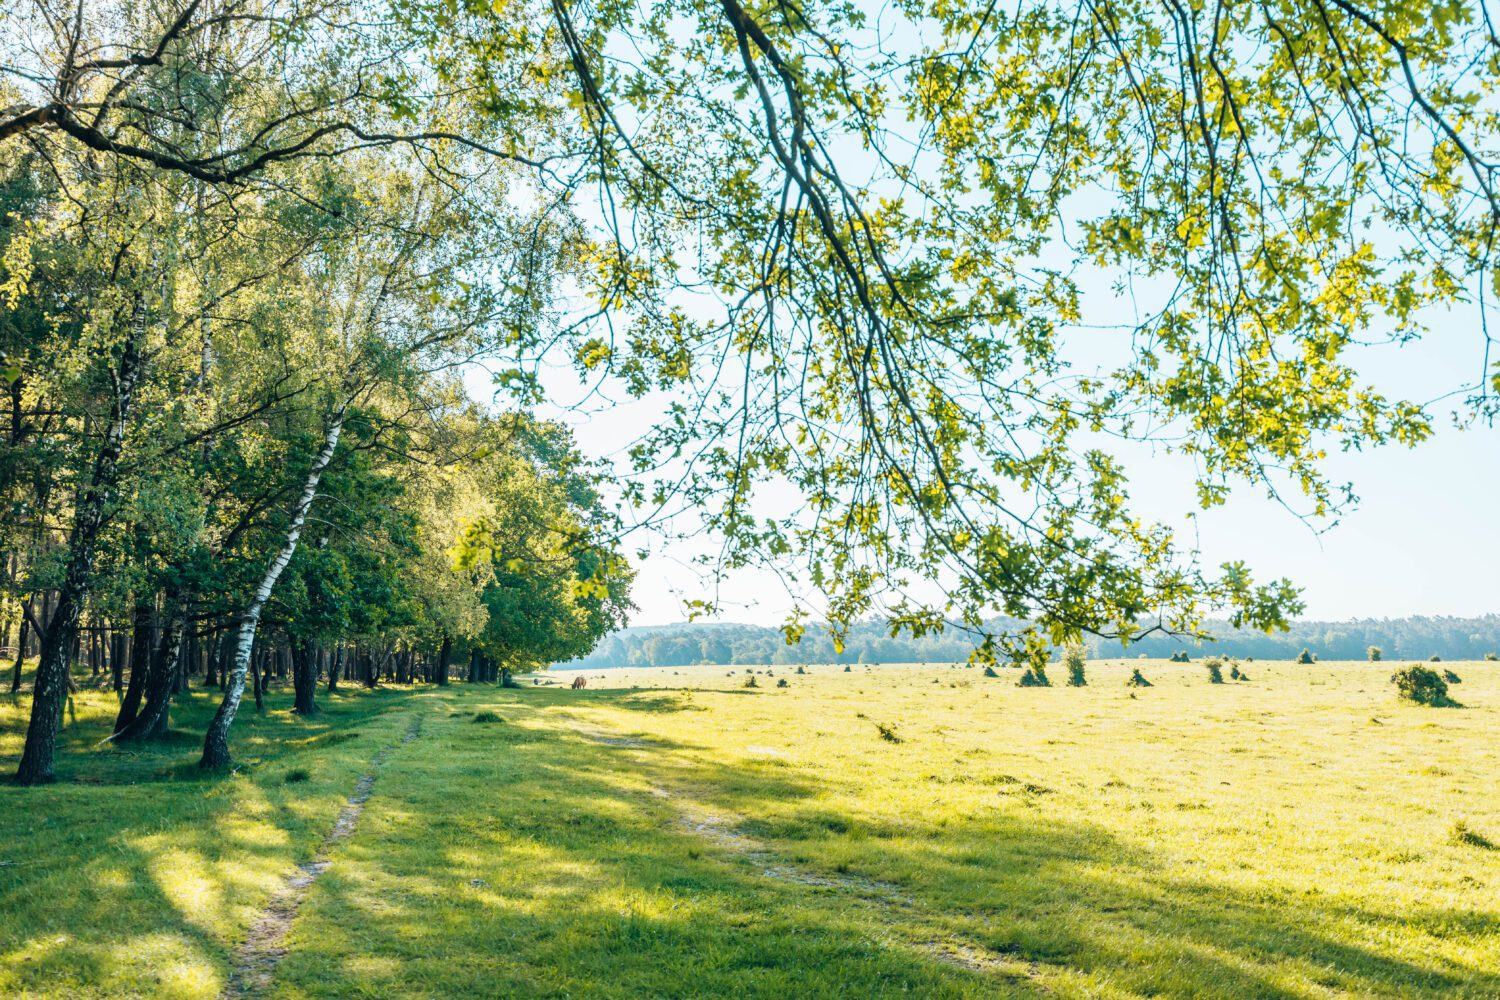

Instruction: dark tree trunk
[10,607,27,693]
[436,634,451,687]
[113,600,154,736]
[16,326,144,784]
[327,644,341,693]
[116,603,182,742]
[291,639,318,715]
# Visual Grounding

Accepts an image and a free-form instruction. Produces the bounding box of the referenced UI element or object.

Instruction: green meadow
[3,659,1498,998]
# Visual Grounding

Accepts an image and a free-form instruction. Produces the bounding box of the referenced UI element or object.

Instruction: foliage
[1390,665,1453,707]
[1205,659,1224,684]
[1297,649,1316,665]
[1062,641,1087,687]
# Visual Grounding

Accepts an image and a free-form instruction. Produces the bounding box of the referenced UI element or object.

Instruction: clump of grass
[1062,641,1087,687]
[1205,658,1224,684]
[1017,666,1050,687]
[472,711,504,723]
[1442,669,1462,684]
[1390,665,1456,707]
[1126,668,1152,688]
[874,721,903,744]
[1449,821,1496,850]
[743,675,758,689]
[283,768,311,784]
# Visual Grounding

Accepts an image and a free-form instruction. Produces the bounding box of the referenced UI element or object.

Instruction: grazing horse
[571,676,587,690]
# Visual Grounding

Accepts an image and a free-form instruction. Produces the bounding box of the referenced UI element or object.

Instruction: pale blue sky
[466,336,1500,626]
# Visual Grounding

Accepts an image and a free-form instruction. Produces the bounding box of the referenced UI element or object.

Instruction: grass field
[3,659,1499,998]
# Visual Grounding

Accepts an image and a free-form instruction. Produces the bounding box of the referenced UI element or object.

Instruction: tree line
[570,616,1500,669]
[4,0,1499,784]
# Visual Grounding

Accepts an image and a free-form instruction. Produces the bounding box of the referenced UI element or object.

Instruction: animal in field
[571,676,587,690]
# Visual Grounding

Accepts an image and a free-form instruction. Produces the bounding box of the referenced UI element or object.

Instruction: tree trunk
[113,600,155,736]
[200,412,343,771]
[10,607,27,693]
[291,639,318,715]
[327,644,341,693]
[436,634,451,687]
[16,328,145,785]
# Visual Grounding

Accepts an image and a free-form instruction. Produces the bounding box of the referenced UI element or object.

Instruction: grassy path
[5,661,1500,998]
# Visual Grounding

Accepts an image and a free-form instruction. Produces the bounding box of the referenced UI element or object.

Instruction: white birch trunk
[199,411,344,769]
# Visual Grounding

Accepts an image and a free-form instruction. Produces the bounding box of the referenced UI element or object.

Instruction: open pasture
[3,659,1498,998]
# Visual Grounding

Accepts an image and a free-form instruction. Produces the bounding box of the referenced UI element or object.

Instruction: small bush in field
[1204,658,1224,684]
[1126,669,1152,688]
[875,721,903,743]
[796,665,806,674]
[1486,652,1499,661]
[776,678,789,688]
[1168,650,1190,663]
[283,768,311,784]
[843,665,852,672]
[1367,646,1382,661]
[1428,654,1442,662]
[1442,669,1461,684]
[1296,649,1315,665]
[1062,641,1087,687]
[982,665,999,678]
[1017,666,1050,687]
[1230,663,1247,681]
[1390,665,1453,706]
[743,675,758,689]
[472,711,503,724]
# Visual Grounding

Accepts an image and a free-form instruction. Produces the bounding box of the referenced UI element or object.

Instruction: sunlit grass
[4,660,1498,997]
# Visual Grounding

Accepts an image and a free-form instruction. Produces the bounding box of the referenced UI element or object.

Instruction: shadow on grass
[268,691,1498,1000]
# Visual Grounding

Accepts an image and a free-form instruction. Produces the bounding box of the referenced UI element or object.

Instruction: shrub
[1486,652,1499,661]
[1428,654,1442,662]
[875,721,903,743]
[743,675,758,689]
[1367,646,1382,661]
[1229,664,1247,681]
[1126,668,1152,688]
[1017,666,1051,687]
[1390,665,1452,706]
[1168,650,1190,663]
[982,665,999,678]
[472,711,503,724]
[1296,648,1315,665]
[1062,641,1087,687]
[776,678,789,688]
[283,768,311,784]
[1204,658,1224,684]
[843,665,852,672]
[1442,669,1462,684]
[795,665,806,674]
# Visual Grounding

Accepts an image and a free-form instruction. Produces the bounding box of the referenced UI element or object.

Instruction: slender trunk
[435,634,451,687]
[10,608,27,693]
[327,644,341,693]
[200,413,343,771]
[17,329,145,785]
[112,599,155,737]
[119,606,183,741]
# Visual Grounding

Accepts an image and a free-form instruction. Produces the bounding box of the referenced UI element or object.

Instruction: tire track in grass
[223,712,424,999]
[578,722,1053,993]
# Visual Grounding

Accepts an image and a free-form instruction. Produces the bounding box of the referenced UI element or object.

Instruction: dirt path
[582,721,1051,992]
[223,713,424,999]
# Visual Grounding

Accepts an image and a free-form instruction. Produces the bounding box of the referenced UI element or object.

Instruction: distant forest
[564,616,1500,669]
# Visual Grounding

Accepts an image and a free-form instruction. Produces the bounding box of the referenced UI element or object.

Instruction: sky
[465,337,1500,627]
